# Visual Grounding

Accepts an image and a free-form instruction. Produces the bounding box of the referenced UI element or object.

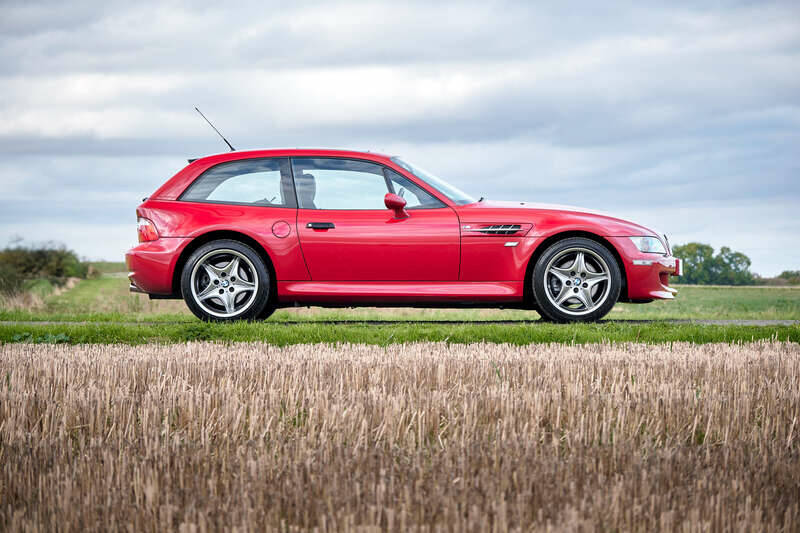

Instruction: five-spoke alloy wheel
[181,240,272,321]
[532,237,621,322]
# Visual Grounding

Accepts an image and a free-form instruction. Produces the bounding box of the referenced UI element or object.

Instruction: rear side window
[180,158,296,208]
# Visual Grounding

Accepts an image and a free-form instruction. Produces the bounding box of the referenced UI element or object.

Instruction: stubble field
[2,340,798,531]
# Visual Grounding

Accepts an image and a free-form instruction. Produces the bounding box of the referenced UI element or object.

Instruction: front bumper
[607,237,681,301]
[125,237,191,295]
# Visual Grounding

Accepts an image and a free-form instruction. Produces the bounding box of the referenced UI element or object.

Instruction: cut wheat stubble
[1,341,798,531]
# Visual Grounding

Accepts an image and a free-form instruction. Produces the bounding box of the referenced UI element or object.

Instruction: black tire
[532,237,621,323]
[181,239,271,322]
[256,304,276,320]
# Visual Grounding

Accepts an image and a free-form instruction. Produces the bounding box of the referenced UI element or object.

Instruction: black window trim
[289,156,449,211]
[177,156,297,209]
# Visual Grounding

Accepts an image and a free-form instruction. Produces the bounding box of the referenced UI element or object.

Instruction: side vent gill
[461,223,532,237]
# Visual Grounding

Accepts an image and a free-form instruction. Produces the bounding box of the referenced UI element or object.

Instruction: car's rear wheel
[181,240,271,322]
[256,303,276,320]
[532,237,621,322]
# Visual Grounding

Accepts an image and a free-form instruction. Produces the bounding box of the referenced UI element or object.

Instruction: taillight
[137,217,159,242]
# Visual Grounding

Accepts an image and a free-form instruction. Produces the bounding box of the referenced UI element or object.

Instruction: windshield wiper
[478,196,485,202]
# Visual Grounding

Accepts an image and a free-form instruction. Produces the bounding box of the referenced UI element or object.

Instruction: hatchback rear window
[180,158,296,208]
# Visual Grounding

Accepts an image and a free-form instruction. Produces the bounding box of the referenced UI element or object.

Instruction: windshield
[391,157,476,206]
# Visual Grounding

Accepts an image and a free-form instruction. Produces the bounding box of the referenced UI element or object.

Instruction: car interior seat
[296,173,317,209]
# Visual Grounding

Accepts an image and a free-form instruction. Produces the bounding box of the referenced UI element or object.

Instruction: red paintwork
[271,221,291,239]
[607,237,679,300]
[296,208,460,281]
[137,200,310,284]
[126,237,191,294]
[278,281,522,303]
[125,148,680,306]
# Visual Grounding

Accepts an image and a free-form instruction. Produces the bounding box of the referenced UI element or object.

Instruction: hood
[476,200,618,217]
[459,200,662,238]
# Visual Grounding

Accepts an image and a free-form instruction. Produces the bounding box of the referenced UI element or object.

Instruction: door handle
[306,222,335,230]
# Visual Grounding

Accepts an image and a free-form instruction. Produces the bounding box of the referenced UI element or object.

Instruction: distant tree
[778,270,800,284]
[672,242,755,285]
[672,243,715,285]
[714,246,755,285]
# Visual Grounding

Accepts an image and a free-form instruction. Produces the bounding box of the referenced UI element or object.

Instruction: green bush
[0,242,88,295]
[0,263,23,295]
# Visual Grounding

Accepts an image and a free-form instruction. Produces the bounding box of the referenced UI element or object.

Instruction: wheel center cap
[222,280,230,288]
[574,277,582,286]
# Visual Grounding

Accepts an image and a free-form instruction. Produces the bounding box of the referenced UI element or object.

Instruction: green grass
[46,275,142,312]
[613,285,800,320]
[85,261,127,274]
[2,276,798,323]
[1,321,797,345]
[22,278,55,298]
[1,275,798,345]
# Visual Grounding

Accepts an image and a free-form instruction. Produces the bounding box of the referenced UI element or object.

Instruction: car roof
[188,148,394,165]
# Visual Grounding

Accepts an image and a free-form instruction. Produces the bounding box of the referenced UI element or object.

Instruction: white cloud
[0,0,798,276]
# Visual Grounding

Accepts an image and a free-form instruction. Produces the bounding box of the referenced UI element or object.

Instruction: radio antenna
[194,107,235,151]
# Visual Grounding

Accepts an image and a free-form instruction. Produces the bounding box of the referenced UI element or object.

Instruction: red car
[126,148,681,322]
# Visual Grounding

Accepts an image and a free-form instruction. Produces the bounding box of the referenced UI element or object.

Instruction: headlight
[628,236,666,254]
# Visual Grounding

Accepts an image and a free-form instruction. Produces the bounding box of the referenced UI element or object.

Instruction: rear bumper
[125,238,191,295]
[607,237,681,301]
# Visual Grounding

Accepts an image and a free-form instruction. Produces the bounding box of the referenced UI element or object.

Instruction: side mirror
[384,193,409,219]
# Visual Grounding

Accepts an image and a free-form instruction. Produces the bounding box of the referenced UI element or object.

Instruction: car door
[293,157,460,281]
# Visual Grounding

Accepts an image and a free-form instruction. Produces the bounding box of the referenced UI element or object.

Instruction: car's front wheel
[532,237,621,322]
[181,240,271,322]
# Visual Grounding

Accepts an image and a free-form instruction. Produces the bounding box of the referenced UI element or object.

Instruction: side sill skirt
[276,281,524,306]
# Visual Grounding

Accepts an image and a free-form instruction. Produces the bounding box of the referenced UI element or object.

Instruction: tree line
[672,242,796,286]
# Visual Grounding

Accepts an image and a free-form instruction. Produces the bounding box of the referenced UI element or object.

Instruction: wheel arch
[172,230,277,299]
[523,230,628,306]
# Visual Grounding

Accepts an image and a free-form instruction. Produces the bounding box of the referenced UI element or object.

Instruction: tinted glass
[384,169,445,209]
[292,158,388,210]
[181,158,295,207]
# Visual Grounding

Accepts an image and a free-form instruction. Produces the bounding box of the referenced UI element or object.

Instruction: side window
[180,158,295,207]
[291,158,389,210]
[384,169,446,209]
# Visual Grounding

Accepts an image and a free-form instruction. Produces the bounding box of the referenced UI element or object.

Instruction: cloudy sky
[1,0,798,275]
